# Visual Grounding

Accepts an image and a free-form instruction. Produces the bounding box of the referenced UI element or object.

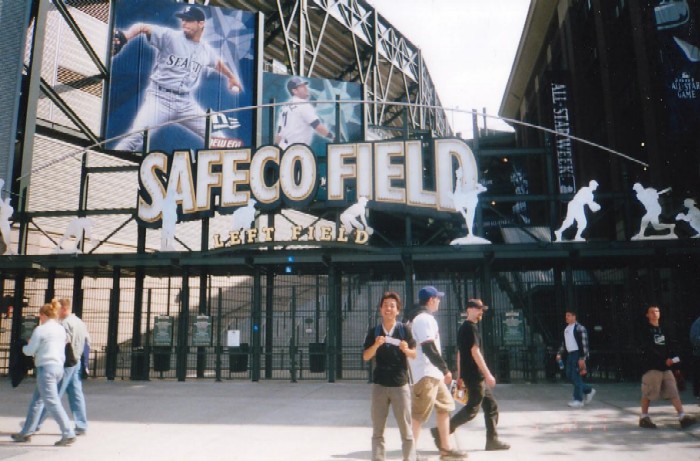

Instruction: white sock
[678,412,685,419]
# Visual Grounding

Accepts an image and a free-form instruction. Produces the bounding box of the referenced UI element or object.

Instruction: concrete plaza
[1,378,698,461]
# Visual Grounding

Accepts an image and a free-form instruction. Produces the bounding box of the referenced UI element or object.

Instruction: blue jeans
[20,364,75,438]
[37,365,88,431]
[565,351,592,402]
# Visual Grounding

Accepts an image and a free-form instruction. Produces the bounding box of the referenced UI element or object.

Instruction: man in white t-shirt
[274,77,334,150]
[410,286,466,460]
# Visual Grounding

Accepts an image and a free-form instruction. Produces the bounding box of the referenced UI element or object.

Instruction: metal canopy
[1,238,697,280]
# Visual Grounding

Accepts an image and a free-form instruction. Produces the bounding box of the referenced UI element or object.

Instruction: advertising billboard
[654,0,700,135]
[106,0,256,153]
[261,72,363,155]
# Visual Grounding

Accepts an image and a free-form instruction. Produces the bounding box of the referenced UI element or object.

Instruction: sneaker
[567,400,584,408]
[430,426,442,450]
[679,415,697,429]
[440,448,468,460]
[485,439,511,451]
[75,428,87,436]
[10,433,31,443]
[585,388,596,404]
[54,437,76,447]
[639,416,657,429]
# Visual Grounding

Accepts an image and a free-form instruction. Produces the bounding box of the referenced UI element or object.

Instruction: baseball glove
[112,30,127,56]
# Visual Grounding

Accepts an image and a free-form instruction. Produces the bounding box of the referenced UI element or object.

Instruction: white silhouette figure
[632,183,676,240]
[554,180,601,242]
[160,193,178,251]
[340,197,373,235]
[452,167,487,237]
[55,217,93,253]
[231,199,257,232]
[449,168,490,245]
[675,198,700,237]
[0,179,15,255]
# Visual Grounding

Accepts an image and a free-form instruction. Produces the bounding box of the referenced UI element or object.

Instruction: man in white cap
[409,286,466,460]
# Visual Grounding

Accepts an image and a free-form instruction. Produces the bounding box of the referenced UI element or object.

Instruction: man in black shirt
[639,305,696,429]
[445,299,509,451]
[363,291,417,461]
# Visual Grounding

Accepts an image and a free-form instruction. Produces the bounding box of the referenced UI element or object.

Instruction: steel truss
[30,0,449,149]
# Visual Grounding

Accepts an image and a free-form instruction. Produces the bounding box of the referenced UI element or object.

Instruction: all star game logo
[671,72,699,100]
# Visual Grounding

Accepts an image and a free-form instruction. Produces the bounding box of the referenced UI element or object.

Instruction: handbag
[64,340,78,367]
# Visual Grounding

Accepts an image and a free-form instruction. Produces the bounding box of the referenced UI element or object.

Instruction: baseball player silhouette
[274,77,334,150]
[554,179,601,242]
[112,6,242,152]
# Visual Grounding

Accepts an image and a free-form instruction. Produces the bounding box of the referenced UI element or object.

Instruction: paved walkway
[1,377,698,461]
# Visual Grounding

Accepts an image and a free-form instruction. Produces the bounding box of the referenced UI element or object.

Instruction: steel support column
[72,268,84,318]
[251,267,262,382]
[105,266,120,380]
[176,268,190,382]
[264,270,274,379]
[8,272,26,385]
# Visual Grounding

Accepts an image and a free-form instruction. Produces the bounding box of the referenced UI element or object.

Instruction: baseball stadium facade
[0,0,698,384]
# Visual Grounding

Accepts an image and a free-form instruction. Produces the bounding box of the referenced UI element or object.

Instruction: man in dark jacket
[555,309,595,408]
[639,305,696,429]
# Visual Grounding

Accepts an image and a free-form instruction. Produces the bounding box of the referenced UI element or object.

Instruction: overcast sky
[368,0,531,137]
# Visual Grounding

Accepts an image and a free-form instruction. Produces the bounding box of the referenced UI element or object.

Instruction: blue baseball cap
[418,286,444,304]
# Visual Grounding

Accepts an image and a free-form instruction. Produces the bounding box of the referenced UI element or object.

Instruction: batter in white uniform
[113,6,241,152]
[275,77,334,150]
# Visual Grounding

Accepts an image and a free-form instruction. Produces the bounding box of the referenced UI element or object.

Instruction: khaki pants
[371,383,415,461]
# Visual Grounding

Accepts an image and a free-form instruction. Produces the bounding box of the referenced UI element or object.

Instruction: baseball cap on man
[287,76,309,94]
[176,6,206,22]
[418,286,445,304]
[466,298,488,310]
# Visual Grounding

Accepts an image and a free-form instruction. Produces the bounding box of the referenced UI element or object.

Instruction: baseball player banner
[106,0,256,153]
[653,0,700,135]
[261,73,363,155]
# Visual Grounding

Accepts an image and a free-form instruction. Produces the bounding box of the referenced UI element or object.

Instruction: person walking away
[12,300,76,446]
[639,305,696,429]
[363,291,417,461]
[442,299,509,451]
[409,286,466,461]
[555,308,595,408]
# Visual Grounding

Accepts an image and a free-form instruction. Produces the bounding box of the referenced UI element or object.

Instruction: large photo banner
[261,73,363,155]
[106,0,256,153]
[653,0,700,135]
